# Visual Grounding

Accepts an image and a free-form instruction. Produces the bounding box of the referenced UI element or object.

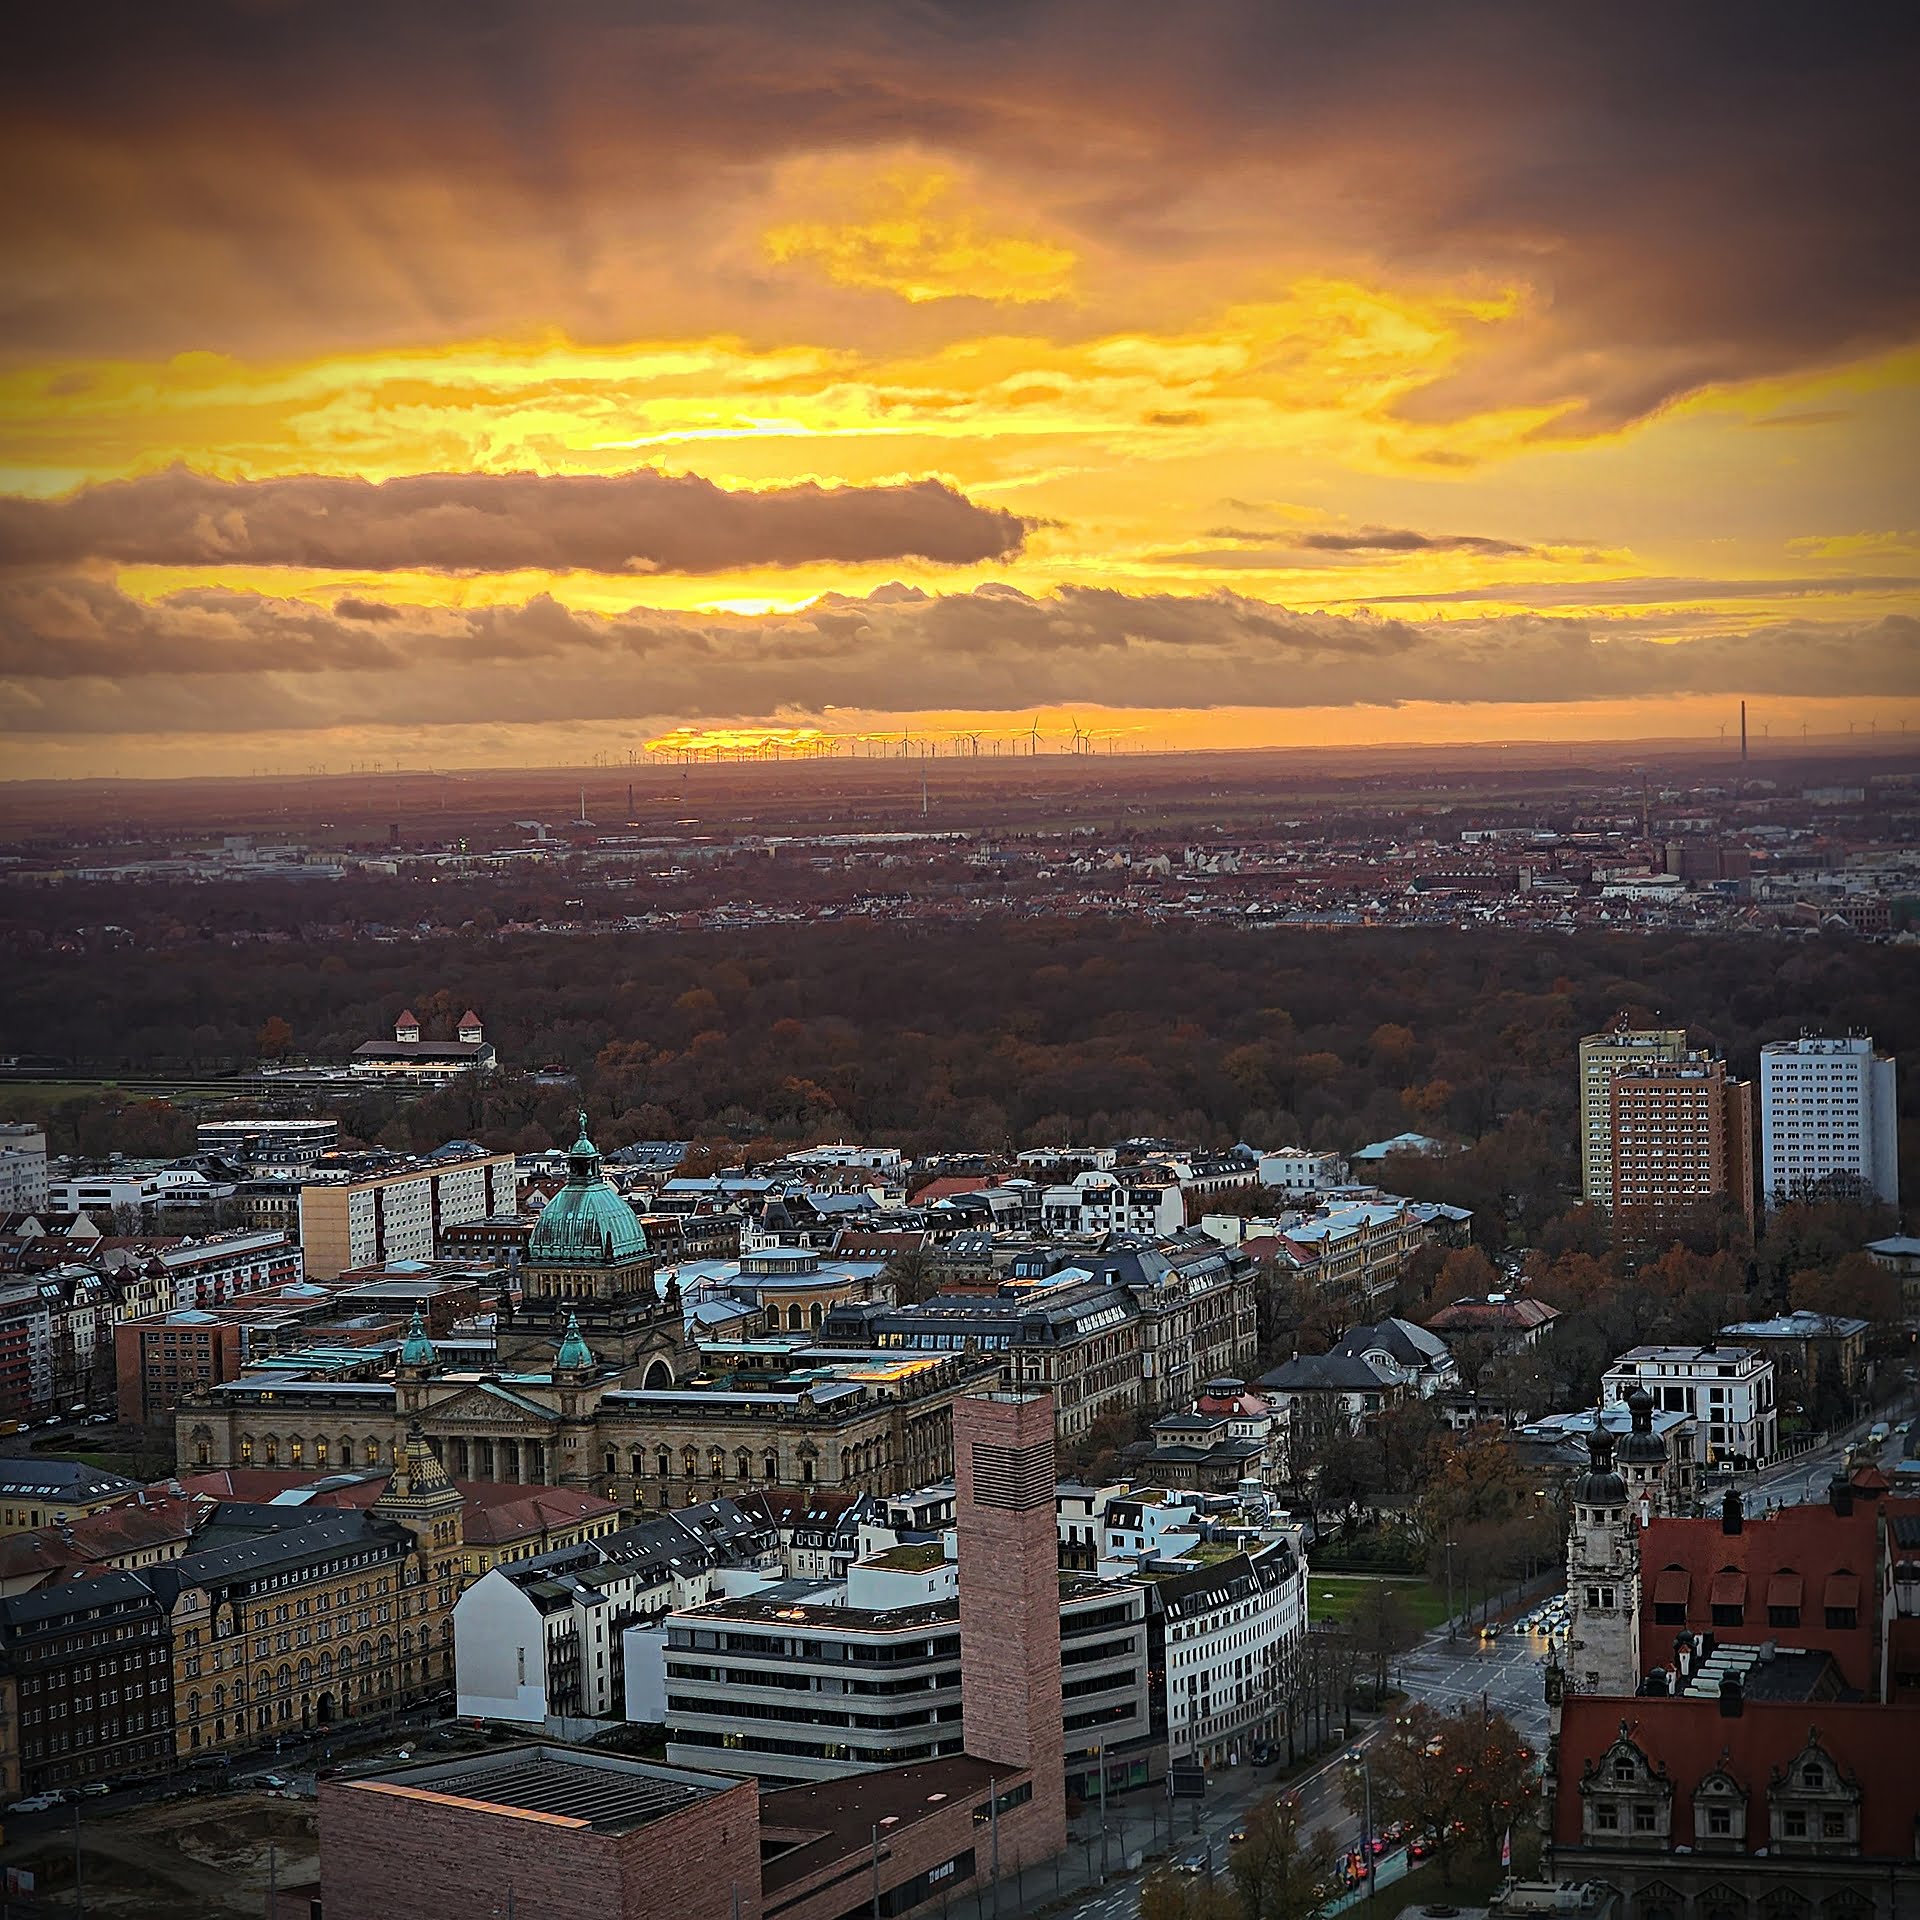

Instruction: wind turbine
[1029,716,1042,756]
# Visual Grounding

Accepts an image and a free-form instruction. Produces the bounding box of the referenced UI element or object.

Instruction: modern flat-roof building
[1759,1032,1899,1210]
[1608,1053,1756,1235]
[1602,1343,1777,1470]
[298,1148,517,1279]
[1578,1022,1689,1214]
[0,1125,49,1214]
[195,1117,340,1167]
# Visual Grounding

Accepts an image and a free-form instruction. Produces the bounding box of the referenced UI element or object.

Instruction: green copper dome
[528,1115,649,1266]
[398,1310,437,1370]
[554,1311,596,1375]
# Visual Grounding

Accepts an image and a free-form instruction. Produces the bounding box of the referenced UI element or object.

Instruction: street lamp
[1343,1750,1374,1903]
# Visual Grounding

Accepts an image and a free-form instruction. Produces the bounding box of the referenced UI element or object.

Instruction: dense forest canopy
[4,922,1914,1241]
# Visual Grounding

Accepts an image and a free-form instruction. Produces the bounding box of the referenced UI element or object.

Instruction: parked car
[7,1794,63,1814]
[79,1781,112,1797]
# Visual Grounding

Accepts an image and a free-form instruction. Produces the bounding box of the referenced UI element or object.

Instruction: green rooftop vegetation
[864,1542,948,1573]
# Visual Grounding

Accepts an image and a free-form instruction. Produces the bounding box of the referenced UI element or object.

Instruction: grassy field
[1306,1573,1453,1632]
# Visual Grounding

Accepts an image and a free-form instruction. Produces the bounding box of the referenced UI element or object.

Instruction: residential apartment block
[1578,1023,1689,1213]
[298,1148,517,1279]
[1759,1032,1899,1210]
[1608,1054,1756,1234]
[1601,1342,1777,1469]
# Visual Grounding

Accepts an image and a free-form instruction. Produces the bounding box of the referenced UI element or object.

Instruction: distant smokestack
[1740,701,1748,762]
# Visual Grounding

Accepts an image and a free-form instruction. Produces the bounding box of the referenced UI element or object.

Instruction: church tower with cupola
[493,1116,692,1386]
[1564,1421,1642,1697]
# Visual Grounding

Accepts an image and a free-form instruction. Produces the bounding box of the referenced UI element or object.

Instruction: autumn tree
[255,1014,294,1060]
[1347,1581,1419,1699]
[1453,1708,1540,1863]
[1228,1792,1338,1920]
[1355,1703,1472,1885]
[1141,1869,1239,1920]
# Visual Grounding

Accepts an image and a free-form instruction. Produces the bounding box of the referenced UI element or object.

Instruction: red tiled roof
[1425,1296,1559,1332]
[0,1493,200,1590]
[1651,1567,1690,1606]
[457,1482,618,1547]
[911,1176,997,1202]
[1637,1498,1881,1692]
[1556,1696,1910,1853]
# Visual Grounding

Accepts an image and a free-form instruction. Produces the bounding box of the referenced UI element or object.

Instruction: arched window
[604,1449,617,1476]
[365,1437,382,1466]
[298,1659,312,1686]
[239,1438,254,1467]
[630,1449,644,1478]
[315,1438,328,1467]
[263,1436,279,1467]
[708,1447,725,1479]
[682,1446,697,1477]
[735,1450,750,1480]
[657,1449,671,1479]
[764,1451,779,1482]
[809,1302,824,1330]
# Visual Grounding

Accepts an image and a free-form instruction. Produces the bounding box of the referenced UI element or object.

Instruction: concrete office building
[1760,1032,1899,1210]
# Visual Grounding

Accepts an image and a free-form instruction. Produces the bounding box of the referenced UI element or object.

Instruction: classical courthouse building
[180,1125,992,1509]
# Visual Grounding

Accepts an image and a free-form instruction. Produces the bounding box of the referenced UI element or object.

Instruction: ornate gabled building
[1550,1697,1917,1918]
[179,1125,995,1508]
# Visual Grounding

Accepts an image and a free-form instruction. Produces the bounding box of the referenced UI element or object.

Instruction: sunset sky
[2,2,1916,778]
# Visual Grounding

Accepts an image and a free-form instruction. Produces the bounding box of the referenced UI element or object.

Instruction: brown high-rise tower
[954,1390,1067,1862]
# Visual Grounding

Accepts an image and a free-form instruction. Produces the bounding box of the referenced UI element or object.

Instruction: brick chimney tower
[954,1390,1066,1863]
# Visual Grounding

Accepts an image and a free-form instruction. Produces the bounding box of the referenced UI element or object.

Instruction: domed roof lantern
[554,1311,595,1377]
[1573,1417,1628,1506]
[529,1115,648,1267]
[398,1309,437,1372]
[1619,1384,1669,1465]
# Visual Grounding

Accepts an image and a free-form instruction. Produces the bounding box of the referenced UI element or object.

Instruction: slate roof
[1257,1352,1392,1393]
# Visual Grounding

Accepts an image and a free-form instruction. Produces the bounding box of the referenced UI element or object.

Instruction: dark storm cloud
[4,574,1913,737]
[1354,575,1920,608]
[1202,526,1535,556]
[0,468,1026,573]
[2,4,1914,426]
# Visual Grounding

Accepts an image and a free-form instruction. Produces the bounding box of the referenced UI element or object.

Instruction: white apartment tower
[1759,1033,1898,1211]
[1578,1023,1688,1214]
